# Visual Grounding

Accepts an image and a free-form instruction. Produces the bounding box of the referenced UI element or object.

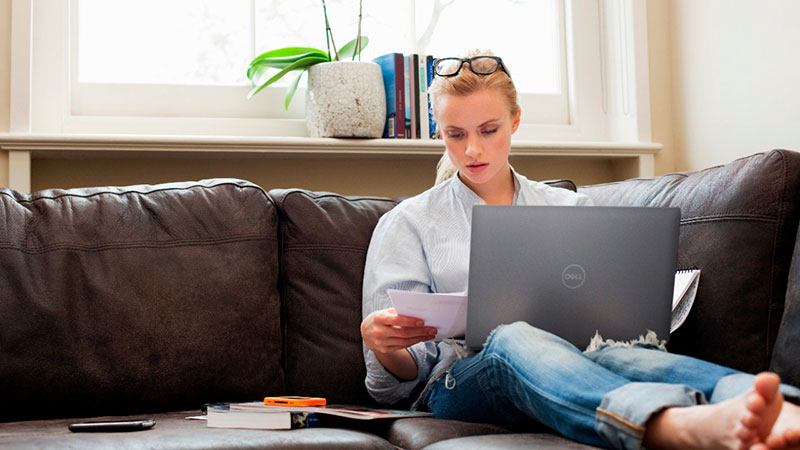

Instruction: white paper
[387,289,467,340]
[671,270,701,332]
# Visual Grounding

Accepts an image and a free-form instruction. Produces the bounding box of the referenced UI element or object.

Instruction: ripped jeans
[422,321,800,450]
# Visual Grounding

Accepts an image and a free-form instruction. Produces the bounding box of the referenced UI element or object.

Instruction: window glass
[80,0,561,94]
[415,0,561,94]
[253,0,410,86]
[78,0,250,85]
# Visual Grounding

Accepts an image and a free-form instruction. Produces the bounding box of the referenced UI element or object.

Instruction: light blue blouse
[362,170,593,406]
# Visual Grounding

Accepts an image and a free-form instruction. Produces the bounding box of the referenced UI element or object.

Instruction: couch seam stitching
[0,234,272,254]
[1,181,266,204]
[681,215,777,225]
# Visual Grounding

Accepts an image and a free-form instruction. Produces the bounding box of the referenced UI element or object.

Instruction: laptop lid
[466,206,680,350]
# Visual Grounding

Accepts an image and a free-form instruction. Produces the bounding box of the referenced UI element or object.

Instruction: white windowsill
[0,133,660,156]
[0,133,661,192]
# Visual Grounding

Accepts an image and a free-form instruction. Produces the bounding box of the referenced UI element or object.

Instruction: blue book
[426,55,436,139]
[373,53,405,139]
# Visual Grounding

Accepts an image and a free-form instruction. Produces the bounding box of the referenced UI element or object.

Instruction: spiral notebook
[671,268,701,332]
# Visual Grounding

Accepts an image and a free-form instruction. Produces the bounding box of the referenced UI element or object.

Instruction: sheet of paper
[387,289,467,340]
[671,269,701,333]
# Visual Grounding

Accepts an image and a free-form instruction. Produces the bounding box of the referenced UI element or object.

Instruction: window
[20,0,652,142]
[71,0,567,130]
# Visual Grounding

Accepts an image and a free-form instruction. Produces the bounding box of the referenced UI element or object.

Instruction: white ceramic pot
[305,61,386,138]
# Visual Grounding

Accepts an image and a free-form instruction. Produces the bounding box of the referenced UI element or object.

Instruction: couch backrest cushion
[579,150,800,381]
[269,189,397,405]
[0,179,284,421]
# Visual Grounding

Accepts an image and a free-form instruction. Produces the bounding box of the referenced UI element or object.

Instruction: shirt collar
[449,166,522,206]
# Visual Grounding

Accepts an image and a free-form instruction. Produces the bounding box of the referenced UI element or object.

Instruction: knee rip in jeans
[483,321,530,349]
[584,329,667,353]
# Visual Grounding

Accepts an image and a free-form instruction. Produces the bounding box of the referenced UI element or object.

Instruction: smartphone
[68,419,156,433]
[263,396,326,407]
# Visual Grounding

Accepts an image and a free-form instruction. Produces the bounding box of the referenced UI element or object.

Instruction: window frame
[12,0,653,144]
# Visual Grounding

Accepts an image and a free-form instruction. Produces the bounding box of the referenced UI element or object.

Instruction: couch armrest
[771,234,800,386]
[579,149,800,381]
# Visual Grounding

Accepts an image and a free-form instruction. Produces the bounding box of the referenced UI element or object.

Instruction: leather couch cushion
[423,432,598,449]
[385,417,517,450]
[0,179,284,421]
[0,411,395,449]
[579,150,800,380]
[269,189,398,405]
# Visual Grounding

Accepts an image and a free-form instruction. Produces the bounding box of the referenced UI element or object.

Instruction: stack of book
[203,402,432,430]
[206,404,293,430]
[373,53,437,140]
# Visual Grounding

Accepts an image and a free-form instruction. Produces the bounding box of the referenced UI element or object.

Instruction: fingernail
[429,329,436,335]
[416,321,423,327]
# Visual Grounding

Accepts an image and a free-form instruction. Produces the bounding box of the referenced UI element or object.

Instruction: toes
[765,433,787,449]
[786,429,800,446]
[754,372,781,403]
[748,392,768,415]
[738,423,757,441]
[742,410,762,428]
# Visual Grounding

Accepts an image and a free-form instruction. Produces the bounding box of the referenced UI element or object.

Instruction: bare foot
[742,372,800,450]
[737,372,785,448]
[643,372,799,450]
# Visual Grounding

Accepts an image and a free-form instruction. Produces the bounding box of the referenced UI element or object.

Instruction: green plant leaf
[247,64,270,86]
[250,47,327,64]
[338,36,369,61]
[284,70,306,110]
[247,55,328,99]
[247,51,332,82]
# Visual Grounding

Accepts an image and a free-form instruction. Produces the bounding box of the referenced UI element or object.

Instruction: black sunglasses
[433,56,511,78]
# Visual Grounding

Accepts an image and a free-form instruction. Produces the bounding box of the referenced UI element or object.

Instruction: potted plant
[246,0,386,138]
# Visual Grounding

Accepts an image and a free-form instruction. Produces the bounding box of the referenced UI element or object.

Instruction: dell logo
[562,264,586,289]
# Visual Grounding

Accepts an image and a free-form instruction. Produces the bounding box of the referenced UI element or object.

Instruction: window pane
[416,0,562,94]
[78,0,250,85]
[254,0,413,86]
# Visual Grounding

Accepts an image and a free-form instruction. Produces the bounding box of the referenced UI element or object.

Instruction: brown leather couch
[1,149,798,449]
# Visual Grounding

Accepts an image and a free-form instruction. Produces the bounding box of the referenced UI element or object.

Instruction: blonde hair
[430,49,521,185]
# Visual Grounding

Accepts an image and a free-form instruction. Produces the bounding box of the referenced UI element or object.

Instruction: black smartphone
[68,419,156,433]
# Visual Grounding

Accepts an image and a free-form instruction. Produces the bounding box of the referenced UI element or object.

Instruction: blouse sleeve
[362,208,440,405]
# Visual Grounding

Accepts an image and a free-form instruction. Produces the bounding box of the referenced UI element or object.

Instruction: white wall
[670,0,800,171]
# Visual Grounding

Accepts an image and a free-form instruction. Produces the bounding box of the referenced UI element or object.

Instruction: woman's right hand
[361,308,438,355]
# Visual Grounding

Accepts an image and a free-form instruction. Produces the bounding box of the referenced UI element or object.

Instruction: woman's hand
[361,308,438,355]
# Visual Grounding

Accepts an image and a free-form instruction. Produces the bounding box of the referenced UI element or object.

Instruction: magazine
[228,402,432,421]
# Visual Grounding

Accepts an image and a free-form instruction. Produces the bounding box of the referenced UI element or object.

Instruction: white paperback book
[206,405,290,430]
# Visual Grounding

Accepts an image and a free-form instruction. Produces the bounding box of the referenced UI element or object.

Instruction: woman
[360,50,800,450]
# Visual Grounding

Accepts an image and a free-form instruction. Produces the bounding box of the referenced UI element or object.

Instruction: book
[425,55,436,138]
[418,54,431,140]
[388,269,702,340]
[373,53,405,139]
[229,402,433,421]
[412,54,421,139]
[206,405,291,430]
[404,55,414,138]
[204,404,322,430]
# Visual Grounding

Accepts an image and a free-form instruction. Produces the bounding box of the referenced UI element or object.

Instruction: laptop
[465,206,680,350]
